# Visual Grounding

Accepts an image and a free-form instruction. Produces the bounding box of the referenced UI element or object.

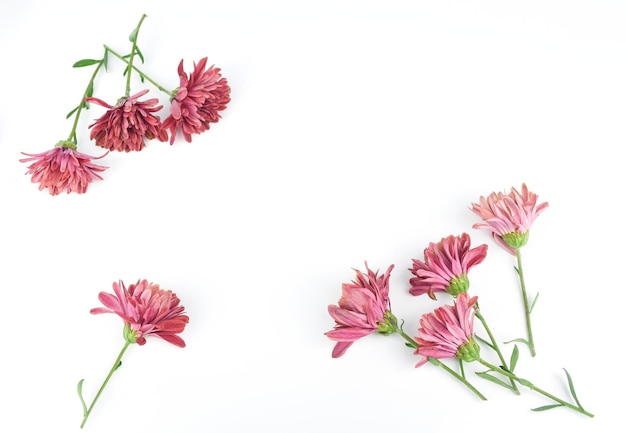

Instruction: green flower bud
[456,336,480,363]
[446,274,469,297]
[502,231,529,249]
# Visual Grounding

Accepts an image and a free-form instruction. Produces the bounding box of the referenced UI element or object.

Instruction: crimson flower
[87,89,168,152]
[414,292,480,367]
[20,143,108,195]
[471,183,549,254]
[325,264,396,358]
[409,233,487,299]
[91,279,189,347]
[162,57,231,144]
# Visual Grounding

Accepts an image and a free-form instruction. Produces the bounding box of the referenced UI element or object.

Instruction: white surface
[0,1,623,432]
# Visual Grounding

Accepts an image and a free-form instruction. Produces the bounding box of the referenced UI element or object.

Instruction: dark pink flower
[471,183,549,254]
[20,143,108,195]
[91,279,189,347]
[409,233,487,299]
[87,89,168,152]
[162,57,231,144]
[325,264,395,358]
[414,292,480,367]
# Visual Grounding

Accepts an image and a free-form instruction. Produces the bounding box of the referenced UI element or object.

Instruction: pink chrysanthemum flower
[409,233,487,299]
[91,279,189,347]
[414,292,480,367]
[325,264,396,358]
[87,89,168,152]
[19,142,108,195]
[162,57,231,144]
[471,183,549,255]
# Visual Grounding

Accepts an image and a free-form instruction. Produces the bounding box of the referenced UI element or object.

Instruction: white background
[0,1,623,432]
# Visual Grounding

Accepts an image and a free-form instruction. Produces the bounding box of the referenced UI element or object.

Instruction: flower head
[162,57,231,144]
[409,233,487,299]
[20,142,108,195]
[87,89,168,152]
[414,292,480,367]
[471,183,549,254]
[91,279,189,347]
[325,263,395,358]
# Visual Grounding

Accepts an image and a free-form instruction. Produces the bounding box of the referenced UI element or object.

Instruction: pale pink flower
[87,89,168,152]
[91,279,189,347]
[325,264,395,358]
[409,233,487,299]
[162,57,231,144]
[20,143,108,195]
[414,292,480,367]
[471,183,549,254]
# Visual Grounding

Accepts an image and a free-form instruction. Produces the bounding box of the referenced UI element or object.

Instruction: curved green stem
[104,46,174,96]
[67,58,105,144]
[475,306,520,394]
[478,358,593,417]
[124,14,147,97]
[515,248,536,357]
[79,341,131,428]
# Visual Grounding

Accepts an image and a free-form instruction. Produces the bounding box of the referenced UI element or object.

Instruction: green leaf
[532,404,564,412]
[77,379,88,417]
[518,378,533,387]
[114,360,122,371]
[66,106,79,119]
[504,337,530,348]
[563,368,583,408]
[129,27,139,43]
[475,334,495,350]
[476,371,514,390]
[135,46,145,63]
[509,344,519,373]
[103,49,109,72]
[73,59,100,68]
[530,292,540,313]
[86,80,94,98]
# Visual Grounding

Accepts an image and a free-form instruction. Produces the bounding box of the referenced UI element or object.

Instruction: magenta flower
[414,292,480,367]
[471,183,549,254]
[325,264,395,358]
[87,89,168,152]
[91,279,189,347]
[409,233,487,299]
[162,57,231,144]
[20,143,108,195]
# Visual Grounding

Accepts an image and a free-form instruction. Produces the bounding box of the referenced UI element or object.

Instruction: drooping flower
[414,292,480,367]
[91,279,189,347]
[162,57,231,144]
[325,263,396,358]
[20,142,108,195]
[87,89,168,152]
[409,233,487,299]
[471,183,549,254]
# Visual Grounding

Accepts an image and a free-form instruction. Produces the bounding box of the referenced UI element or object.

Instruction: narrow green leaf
[135,46,145,63]
[129,27,139,43]
[476,371,514,390]
[563,368,583,408]
[504,337,530,348]
[530,292,540,313]
[73,59,100,68]
[114,360,122,371]
[475,334,495,350]
[509,344,519,373]
[86,81,94,98]
[77,379,88,417]
[518,378,533,387]
[532,404,563,412]
[66,106,79,119]
[123,65,129,77]
[103,49,109,72]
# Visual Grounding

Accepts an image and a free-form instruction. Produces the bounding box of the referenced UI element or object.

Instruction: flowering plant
[78,279,189,428]
[20,14,230,195]
[325,184,593,417]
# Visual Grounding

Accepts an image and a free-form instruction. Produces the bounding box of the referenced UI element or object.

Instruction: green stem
[397,329,486,401]
[515,247,536,357]
[104,46,174,96]
[124,14,147,97]
[79,341,131,428]
[478,358,594,417]
[67,58,105,144]
[475,306,520,394]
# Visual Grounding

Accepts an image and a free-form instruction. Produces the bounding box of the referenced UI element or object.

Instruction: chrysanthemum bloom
[414,292,480,367]
[19,141,108,195]
[325,264,397,358]
[91,279,189,347]
[471,183,549,255]
[162,57,231,144]
[409,233,487,299]
[87,89,168,152]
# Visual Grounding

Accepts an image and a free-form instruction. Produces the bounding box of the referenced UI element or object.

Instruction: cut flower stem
[515,247,536,356]
[104,46,174,96]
